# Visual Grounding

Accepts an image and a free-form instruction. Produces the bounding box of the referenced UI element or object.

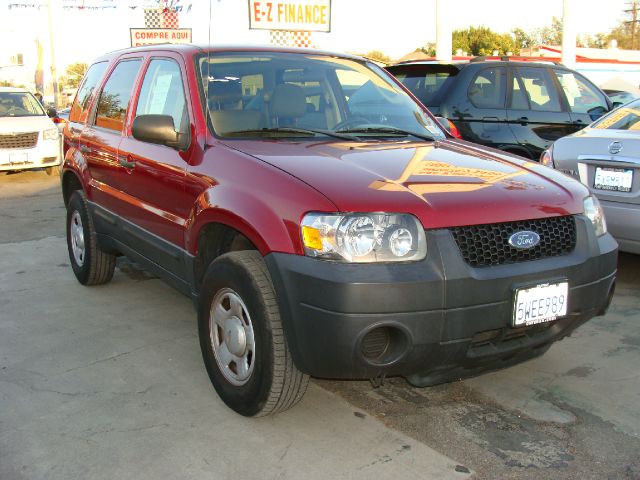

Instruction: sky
[0,0,631,71]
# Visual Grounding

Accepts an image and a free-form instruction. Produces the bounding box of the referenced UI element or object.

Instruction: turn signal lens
[301,225,323,251]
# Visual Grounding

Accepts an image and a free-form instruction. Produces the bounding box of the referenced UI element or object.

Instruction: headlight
[583,196,607,236]
[43,127,59,141]
[540,145,554,167]
[301,213,427,262]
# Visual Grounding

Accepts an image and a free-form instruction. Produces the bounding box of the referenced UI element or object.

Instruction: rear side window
[554,71,608,115]
[94,59,142,132]
[69,61,108,123]
[514,67,562,112]
[468,67,506,109]
[136,58,188,133]
[389,65,458,105]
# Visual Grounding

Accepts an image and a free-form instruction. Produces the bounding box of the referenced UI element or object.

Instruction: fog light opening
[360,325,409,365]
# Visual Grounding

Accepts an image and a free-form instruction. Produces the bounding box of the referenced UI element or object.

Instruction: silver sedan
[541,100,640,253]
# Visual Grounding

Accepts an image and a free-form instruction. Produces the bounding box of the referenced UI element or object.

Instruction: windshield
[0,92,46,118]
[197,52,445,141]
[591,99,640,131]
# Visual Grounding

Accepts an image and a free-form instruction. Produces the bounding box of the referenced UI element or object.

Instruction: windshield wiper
[226,127,356,141]
[336,126,436,142]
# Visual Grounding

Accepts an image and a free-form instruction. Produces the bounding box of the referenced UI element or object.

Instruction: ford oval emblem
[609,141,623,155]
[508,231,540,250]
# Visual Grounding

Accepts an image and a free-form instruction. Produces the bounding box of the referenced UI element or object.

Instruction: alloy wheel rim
[70,210,85,267]
[209,288,256,386]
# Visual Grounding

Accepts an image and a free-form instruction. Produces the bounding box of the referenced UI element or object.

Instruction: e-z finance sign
[249,0,331,32]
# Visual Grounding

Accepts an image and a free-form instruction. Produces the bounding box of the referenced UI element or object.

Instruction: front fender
[61,146,90,205]
[186,184,306,256]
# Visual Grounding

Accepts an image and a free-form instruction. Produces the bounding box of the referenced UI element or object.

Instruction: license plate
[594,167,633,192]
[513,281,568,326]
[8,153,28,165]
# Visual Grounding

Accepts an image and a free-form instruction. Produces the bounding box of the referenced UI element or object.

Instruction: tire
[66,190,116,285]
[198,250,309,417]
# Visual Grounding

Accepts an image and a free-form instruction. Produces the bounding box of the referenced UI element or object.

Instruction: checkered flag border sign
[144,7,179,29]
[270,30,314,48]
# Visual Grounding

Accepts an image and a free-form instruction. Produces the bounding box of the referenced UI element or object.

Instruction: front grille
[451,216,577,267]
[0,132,38,149]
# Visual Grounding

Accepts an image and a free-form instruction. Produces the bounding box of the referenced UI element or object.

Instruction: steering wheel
[333,116,371,131]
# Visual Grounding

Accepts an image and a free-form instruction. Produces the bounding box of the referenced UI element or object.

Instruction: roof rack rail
[469,55,565,66]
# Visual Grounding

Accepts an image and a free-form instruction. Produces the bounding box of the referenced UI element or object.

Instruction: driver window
[136,58,188,134]
[554,71,608,115]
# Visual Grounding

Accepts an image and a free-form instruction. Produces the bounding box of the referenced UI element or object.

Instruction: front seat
[269,83,306,127]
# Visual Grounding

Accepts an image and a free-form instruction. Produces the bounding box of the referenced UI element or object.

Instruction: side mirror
[587,105,607,121]
[132,114,188,150]
[47,107,57,118]
[434,116,451,133]
[612,101,623,109]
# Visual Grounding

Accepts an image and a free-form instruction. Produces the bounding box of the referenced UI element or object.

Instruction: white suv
[0,87,61,175]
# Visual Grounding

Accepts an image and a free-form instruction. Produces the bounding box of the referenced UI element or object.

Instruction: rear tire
[66,190,116,285]
[198,250,308,416]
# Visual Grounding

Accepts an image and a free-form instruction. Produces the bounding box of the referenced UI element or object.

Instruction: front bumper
[265,215,617,385]
[0,137,61,172]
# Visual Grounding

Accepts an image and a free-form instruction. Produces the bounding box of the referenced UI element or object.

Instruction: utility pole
[435,0,452,62]
[562,0,576,68]
[625,0,639,50]
[46,0,59,108]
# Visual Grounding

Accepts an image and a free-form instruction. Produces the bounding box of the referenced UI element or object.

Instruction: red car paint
[63,45,590,260]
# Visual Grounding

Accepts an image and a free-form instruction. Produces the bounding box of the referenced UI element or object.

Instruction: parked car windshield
[0,92,46,118]
[198,51,445,141]
[591,99,640,130]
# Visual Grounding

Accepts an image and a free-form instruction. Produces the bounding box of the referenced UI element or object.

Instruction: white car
[0,87,61,175]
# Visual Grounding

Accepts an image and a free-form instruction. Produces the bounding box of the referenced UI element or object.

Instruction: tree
[578,33,608,48]
[418,43,436,57]
[60,62,88,89]
[452,26,519,56]
[604,2,639,50]
[532,16,563,45]
[363,50,392,64]
[511,27,534,49]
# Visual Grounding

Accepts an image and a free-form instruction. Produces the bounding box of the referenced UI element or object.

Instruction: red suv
[62,45,617,417]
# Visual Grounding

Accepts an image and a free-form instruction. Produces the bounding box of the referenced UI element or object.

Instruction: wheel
[333,116,371,131]
[198,250,309,416]
[66,190,116,285]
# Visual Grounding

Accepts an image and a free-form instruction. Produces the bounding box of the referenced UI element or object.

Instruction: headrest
[270,84,306,118]
[208,80,242,103]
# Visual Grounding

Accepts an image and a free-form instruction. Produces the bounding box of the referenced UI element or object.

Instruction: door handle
[119,156,136,169]
[517,116,529,125]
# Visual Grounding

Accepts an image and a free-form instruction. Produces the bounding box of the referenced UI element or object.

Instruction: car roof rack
[469,55,564,66]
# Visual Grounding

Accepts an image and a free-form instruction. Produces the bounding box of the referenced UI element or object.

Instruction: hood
[227,138,588,229]
[0,115,55,134]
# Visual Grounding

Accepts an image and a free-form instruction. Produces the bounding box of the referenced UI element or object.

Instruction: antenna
[205,0,213,148]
